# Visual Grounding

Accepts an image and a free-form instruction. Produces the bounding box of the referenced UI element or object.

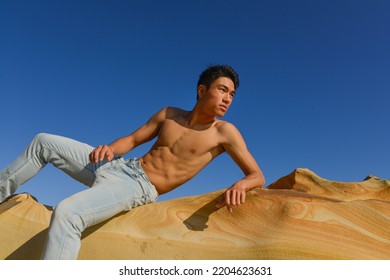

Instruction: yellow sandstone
[0,168,389,259]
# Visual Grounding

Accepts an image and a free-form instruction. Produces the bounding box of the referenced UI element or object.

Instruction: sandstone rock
[0,168,389,259]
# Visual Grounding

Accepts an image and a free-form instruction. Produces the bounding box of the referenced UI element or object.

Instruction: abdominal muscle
[139,146,216,195]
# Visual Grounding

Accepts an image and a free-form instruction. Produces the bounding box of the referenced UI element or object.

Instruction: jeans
[0,133,159,259]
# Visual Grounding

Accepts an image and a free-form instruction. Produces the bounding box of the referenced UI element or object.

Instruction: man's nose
[223,93,232,103]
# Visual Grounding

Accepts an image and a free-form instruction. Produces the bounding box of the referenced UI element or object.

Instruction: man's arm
[89,107,168,163]
[217,122,265,212]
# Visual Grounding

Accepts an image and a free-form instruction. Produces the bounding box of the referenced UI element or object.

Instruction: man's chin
[220,110,227,117]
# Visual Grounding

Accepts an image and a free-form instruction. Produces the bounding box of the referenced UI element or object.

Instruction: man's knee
[33,133,54,145]
[51,199,86,233]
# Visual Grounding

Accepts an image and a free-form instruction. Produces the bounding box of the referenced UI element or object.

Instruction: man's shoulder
[167,106,189,114]
[151,106,188,121]
[213,121,247,149]
[214,119,238,132]
[159,106,189,118]
[214,120,243,141]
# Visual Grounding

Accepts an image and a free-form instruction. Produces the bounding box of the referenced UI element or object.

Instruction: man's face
[198,77,236,117]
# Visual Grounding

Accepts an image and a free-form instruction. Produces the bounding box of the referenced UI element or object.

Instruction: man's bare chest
[156,120,222,156]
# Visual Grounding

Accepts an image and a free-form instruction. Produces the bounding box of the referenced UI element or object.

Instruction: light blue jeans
[0,133,159,259]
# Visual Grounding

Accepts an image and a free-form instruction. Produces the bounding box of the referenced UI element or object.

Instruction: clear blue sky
[1,0,389,206]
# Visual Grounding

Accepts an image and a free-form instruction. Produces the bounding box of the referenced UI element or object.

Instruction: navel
[190,148,196,154]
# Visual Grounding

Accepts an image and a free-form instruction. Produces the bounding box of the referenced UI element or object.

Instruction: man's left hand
[216,184,246,213]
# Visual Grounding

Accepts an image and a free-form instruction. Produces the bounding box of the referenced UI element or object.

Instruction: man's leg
[41,159,158,259]
[0,133,99,203]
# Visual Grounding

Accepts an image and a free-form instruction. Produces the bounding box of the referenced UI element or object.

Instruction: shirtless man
[0,65,264,259]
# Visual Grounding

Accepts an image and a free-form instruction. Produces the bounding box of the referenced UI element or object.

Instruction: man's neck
[187,106,216,129]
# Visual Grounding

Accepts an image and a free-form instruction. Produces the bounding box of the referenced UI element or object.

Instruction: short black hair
[197,65,239,99]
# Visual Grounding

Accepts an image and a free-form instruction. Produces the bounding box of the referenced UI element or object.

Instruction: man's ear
[197,85,206,99]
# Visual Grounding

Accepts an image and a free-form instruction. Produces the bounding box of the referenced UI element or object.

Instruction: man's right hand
[89,145,115,163]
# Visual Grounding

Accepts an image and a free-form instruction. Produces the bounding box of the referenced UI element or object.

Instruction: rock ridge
[0,168,389,259]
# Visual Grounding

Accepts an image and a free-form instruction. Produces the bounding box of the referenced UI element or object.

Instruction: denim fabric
[0,133,158,259]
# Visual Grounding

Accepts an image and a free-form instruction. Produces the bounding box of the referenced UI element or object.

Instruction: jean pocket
[131,195,150,209]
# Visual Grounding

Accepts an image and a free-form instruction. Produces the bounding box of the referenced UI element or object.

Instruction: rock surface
[0,168,389,259]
